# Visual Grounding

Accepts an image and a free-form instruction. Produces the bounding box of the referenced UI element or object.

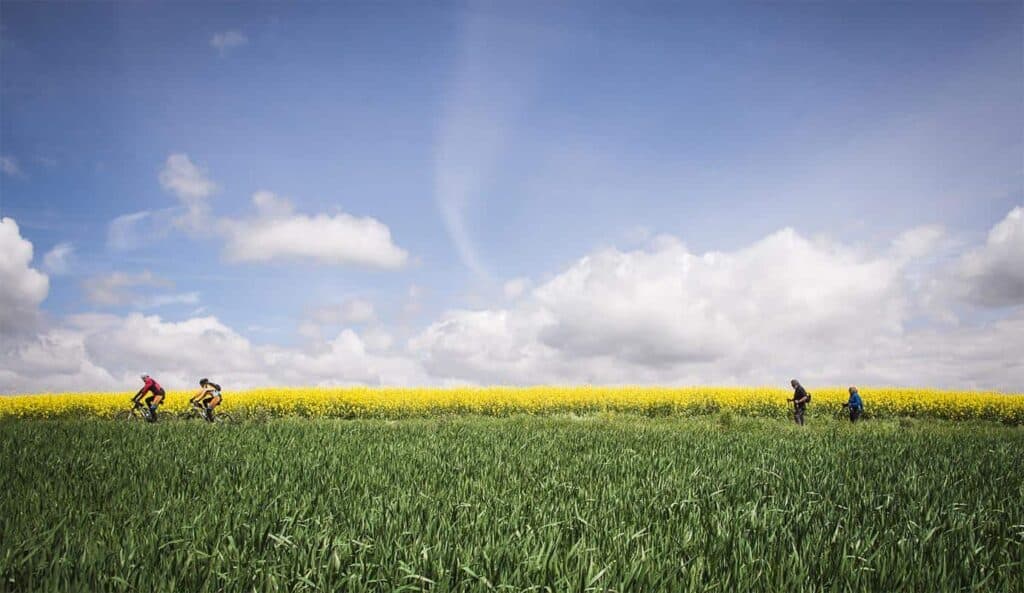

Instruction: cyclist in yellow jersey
[190,378,222,422]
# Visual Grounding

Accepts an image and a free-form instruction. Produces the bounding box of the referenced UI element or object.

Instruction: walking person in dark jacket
[842,386,864,423]
[788,379,810,425]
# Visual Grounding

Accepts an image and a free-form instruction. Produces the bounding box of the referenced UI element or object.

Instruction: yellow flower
[1,386,1021,423]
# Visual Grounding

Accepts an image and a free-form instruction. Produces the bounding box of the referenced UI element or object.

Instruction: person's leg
[797,406,805,426]
[140,395,155,422]
[851,408,860,423]
[208,395,221,421]
[202,397,215,421]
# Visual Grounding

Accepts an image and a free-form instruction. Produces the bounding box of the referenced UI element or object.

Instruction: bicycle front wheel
[118,409,140,421]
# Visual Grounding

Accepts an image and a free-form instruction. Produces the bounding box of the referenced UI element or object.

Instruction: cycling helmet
[199,378,209,386]
[141,374,150,381]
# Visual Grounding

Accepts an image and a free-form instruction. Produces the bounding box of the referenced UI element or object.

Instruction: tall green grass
[1,416,1021,592]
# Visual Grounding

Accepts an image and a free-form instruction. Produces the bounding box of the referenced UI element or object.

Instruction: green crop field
[1,416,1022,593]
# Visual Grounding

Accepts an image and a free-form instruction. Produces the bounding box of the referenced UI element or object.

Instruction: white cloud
[1,313,430,393]
[42,242,74,275]
[222,191,408,268]
[361,326,394,352]
[411,229,908,384]
[956,206,1024,307]
[0,218,49,334]
[81,271,175,307]
[1,155,22,177]
[82,271,162,306]
[301,298,378,342]
[3,209,1023,394]
[410,208,1024,389]
[503,277,531,300]
[210,31,248,54]
[107,211,154,250]
[892,225,946,262]
[142,292,201,309]
[403,284,424,316]
[159,154,217,232]
[309,299,377,325]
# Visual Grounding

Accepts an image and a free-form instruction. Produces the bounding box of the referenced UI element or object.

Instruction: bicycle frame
[123,400,154,422]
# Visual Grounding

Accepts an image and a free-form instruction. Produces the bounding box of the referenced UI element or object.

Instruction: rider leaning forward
[190,378,223,421]
[133,374,165,421]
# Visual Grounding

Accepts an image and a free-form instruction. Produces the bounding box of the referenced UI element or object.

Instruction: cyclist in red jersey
[133,374,166,421]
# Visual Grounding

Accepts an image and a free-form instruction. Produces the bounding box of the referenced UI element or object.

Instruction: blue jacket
[848,391,863,410]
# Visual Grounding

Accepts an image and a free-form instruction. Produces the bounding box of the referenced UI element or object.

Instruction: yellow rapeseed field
[1,386,1022,423]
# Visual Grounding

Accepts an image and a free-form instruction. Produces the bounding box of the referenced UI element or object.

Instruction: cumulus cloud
[410,209,1024,388]
[1,155,22,177]
[210,31,248,55]
[956,206,1024,307]
[42,242,74,275]
[159,154,217,232]
[892,225,946,262]
[3,209,1024,393]
[0,218,49,334]
[1,313,429,393]
[222,191,408,268]
[411,229,910,384]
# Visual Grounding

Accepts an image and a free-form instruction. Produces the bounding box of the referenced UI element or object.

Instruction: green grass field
[1,416,1022,592]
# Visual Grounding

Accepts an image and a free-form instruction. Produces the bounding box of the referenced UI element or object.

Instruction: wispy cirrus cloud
[159,153,217,232]
[210,30,248,55]
[81,271,199,310]
[42,242,74,275]
[434,11,556,279]
[1,155,23,177]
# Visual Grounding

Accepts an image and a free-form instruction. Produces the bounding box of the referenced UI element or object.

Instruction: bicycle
[179,400,233,423]
[119,399,155,423]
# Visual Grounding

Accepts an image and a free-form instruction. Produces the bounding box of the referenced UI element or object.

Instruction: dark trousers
[850,407,862,423]
[793,405,806,426]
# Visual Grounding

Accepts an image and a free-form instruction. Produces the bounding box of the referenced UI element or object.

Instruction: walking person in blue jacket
[842,386,864,423]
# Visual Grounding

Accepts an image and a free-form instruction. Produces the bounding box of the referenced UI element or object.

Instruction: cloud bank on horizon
[2,204,1022,392]
[1,2,1021,393]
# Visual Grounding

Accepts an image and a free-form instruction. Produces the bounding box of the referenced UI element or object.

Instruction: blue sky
[1,2,1022,392]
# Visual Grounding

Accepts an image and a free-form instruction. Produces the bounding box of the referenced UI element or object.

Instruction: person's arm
[132,379,152,403]
[189,388,208,404]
